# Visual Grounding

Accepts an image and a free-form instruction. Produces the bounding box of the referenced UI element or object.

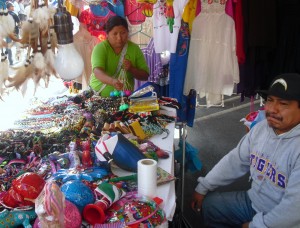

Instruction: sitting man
[191,73,300,227]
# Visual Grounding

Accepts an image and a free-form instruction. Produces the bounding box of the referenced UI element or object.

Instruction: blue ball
[61,180,95,213]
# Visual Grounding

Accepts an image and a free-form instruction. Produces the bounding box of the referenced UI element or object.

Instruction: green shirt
[90,40,149,97]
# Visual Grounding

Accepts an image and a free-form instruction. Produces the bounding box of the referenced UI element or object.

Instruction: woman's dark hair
[105,16,128,33]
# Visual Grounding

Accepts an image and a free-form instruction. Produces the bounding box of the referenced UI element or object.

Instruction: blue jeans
[202,191,256,228]
[6,37,13,65]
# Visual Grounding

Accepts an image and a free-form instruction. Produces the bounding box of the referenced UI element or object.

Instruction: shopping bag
[174,139,202,173]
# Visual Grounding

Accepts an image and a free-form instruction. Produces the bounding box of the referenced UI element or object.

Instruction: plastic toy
[52,166,108,183]
[81,140,93,167]
[1,172,45,208]
[95,133,146,172]
[83,182,126,225]
[0,208,36,228]
[33,200,81,228]
[60,180,95,213]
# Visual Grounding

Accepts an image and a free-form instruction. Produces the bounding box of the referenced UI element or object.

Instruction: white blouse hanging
[152,0,188,54]
[183,0,239,106]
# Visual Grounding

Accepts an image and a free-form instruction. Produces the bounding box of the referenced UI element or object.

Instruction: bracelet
[112,78,116,87]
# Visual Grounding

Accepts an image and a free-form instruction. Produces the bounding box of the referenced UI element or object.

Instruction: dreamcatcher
[0,0,58,97]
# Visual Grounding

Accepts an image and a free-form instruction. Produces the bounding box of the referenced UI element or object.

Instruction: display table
[110,106,177,222]
[150,107,176,221]
[0,94,178,226]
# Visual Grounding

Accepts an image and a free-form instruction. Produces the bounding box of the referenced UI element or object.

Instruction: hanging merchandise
[184,0,239,107]
[137,39,163,90]
[0,48,9,99]
[2,0,86,94]
[152,0,188,53]
[169,20,191,124]
[124,0,146,25]
[140,2,154,17]
[136,0,157,17]
[106,0,125,18]
[80,4,115,39]
[165,0,175,33]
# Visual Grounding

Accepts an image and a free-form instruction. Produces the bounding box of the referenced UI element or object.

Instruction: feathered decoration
[5,48,34,90]
[0,16,7,39]
[32,36,46,91]
[32,0,51,33]
[44,32,58,79]
[33,51,46,71]
[33,37,46,71]
[19,76,30,97]
[1,9,15,36]
[20,19,40,44]
[50,30,58,51]
[6,64,34,90]
[0,49,9,98]
[1,49,9,81]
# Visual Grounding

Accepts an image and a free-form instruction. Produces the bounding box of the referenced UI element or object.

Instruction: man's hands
[242,223,249,228]
[191,191,205,212]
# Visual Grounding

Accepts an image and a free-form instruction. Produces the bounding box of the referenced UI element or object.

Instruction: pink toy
[34,200,82,228]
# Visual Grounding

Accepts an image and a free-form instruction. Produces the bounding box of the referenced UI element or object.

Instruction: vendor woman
[89,16,149,97]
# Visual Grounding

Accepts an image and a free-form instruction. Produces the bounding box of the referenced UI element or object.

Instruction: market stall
[0,85,180,227]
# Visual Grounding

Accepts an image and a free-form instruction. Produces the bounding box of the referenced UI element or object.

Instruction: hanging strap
[96,43,128,94]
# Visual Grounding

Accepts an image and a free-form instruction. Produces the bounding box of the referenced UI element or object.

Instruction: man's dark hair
[105,16,128,34]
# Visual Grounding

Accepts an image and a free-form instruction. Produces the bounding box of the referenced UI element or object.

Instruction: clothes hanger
[129,23,152,39]
[129,23,152,47]
[202,0,226,4]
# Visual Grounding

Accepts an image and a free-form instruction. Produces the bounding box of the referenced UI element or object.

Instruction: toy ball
[120,91,125,97]
[119,103,129,111]
[2,172,45,207]
[33,200,82,228]
[110,91,115,97]
[114,90,120,97]
[60,180,95,213]
[124,90,131,96]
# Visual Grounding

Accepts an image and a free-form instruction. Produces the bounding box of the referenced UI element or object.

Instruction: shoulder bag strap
[97,42,128,94]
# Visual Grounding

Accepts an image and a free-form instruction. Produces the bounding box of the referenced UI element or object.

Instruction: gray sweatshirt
[195,119,300,228]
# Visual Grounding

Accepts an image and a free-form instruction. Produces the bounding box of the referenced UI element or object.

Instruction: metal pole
[181,122,187,213]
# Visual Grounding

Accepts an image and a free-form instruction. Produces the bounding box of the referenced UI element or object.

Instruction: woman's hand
[112,79,124,90]
[123,59,132,71]
[122,59,149,81]
[191,191,205,213]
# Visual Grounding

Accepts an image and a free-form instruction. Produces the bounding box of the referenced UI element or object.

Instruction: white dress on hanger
[183,0,239,106]
[153,0,188,53]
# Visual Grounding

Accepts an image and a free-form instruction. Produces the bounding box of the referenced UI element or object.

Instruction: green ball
[114,91,119,97]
